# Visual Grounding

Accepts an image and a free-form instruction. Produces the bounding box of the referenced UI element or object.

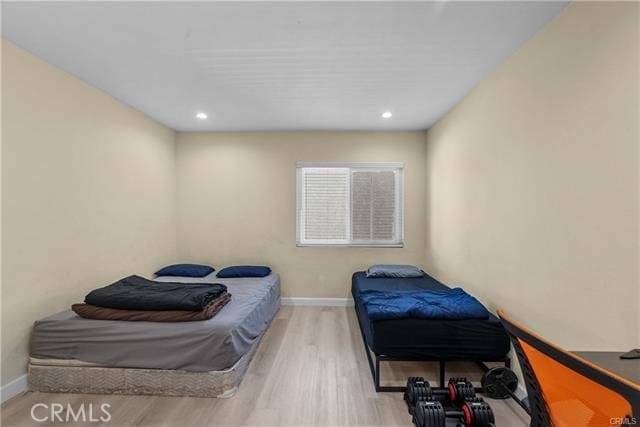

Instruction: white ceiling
[2,1,567,132]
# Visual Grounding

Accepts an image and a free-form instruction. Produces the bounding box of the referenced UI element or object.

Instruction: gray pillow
[366,264,424,278]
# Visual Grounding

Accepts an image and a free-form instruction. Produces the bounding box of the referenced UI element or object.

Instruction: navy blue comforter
[359,288,490,321]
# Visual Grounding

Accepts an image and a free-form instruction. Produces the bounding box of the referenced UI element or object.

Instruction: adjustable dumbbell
[414,397,495,427]
[447,377,476,404]
[405,377,433,415]
[406,377,477,412]
[413,399,446,427]
[460,397,496,427]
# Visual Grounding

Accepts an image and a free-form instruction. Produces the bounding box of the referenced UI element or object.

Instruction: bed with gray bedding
[28,272,280,397]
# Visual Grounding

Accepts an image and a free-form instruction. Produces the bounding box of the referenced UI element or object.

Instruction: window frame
[296,161,405,248]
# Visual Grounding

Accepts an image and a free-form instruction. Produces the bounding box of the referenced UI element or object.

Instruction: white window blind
[296,162,404,247]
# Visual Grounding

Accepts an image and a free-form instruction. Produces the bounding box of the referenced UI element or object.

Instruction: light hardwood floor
[1,306,530,426]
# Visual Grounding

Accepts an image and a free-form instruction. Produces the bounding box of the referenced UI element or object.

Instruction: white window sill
[296,243,404,248]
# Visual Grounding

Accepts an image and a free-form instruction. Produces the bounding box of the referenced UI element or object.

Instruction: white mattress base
[28,331,263,398]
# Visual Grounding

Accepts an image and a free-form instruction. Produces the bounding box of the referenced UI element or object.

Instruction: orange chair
[498,310,639,427]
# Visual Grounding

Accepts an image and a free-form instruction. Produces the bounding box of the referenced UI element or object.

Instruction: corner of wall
[171,129,179,264]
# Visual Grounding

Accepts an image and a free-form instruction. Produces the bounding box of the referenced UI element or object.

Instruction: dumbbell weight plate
[415,401,446,427]
[448,377,475,404]
[481,367,518,400]
[406,380,432,415]
[462,399,495,427]
[405,377,425,402]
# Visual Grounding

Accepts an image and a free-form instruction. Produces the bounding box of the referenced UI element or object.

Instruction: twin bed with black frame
[351,271,512,392]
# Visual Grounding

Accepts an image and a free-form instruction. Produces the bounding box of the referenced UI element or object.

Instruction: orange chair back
[498,310,639,427]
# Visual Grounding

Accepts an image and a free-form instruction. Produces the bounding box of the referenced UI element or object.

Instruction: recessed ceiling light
[196,112,208,120]
[381,111,393,119]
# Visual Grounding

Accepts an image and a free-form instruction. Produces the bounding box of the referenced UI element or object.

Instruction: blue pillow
[155,264,215,278]
[366,264,424,278]
[217,265,272,278]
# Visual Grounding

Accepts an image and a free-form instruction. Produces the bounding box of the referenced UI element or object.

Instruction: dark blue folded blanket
[359,288,490,321]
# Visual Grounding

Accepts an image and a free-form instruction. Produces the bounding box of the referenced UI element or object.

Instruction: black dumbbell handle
[419,387,483,395]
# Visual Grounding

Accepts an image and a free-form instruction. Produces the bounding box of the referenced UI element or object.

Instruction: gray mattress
[30,273,280,372]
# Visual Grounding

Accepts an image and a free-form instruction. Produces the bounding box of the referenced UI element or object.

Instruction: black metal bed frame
[354,304,511,393]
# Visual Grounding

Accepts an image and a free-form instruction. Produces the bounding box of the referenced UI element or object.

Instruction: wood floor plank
[1,306,530,426]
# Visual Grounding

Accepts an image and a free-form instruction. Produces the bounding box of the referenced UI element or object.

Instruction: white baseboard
[1,374,28,403]
[281,297,354,307]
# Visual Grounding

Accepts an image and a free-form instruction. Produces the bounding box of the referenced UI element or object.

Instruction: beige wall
[176,132,426,298]
[2,0,638,391]
[1,40,177,386]
[425,2,639,350]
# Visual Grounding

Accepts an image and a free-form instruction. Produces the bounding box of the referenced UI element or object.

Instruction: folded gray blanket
[84,275,227,311]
